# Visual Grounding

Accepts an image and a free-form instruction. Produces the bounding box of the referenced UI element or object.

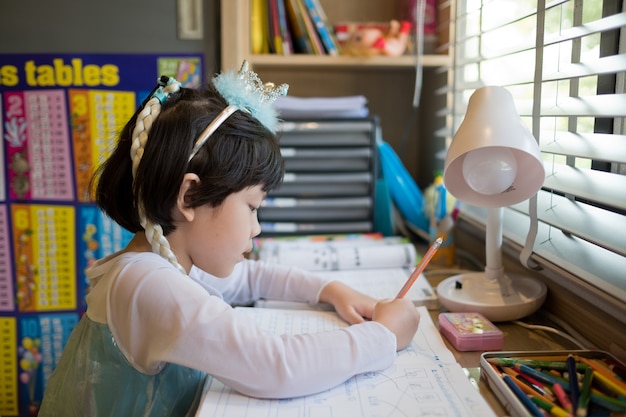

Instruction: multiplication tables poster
[0,53,203,416]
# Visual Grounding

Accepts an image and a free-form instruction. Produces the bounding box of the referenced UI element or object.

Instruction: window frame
[444,0,626,318]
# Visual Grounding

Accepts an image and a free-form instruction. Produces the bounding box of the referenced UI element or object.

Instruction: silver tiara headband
[187,60,289,162]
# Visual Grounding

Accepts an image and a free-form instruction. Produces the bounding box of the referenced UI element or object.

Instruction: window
[446,0,626,305]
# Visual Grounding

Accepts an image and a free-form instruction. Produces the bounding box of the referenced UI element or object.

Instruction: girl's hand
[318,281,377,324]
[372,298,420,350]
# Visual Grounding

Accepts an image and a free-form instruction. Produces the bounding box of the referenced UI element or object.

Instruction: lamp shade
[444,86,545,207]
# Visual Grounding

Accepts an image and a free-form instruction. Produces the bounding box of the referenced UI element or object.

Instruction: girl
[38,62,420,416]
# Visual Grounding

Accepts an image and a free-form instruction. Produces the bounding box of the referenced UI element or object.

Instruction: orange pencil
[396,237,442,298]
[576,356,626,395]
[502,367,555,404]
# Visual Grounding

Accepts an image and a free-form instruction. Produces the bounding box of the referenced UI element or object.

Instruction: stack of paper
[274,95,369,119]
[254,234,439,309]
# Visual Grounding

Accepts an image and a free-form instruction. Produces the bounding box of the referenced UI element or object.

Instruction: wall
[0,0,219,74]
[0,3,221,415]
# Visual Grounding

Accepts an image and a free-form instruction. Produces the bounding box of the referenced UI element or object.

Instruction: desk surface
[425,278,579,417]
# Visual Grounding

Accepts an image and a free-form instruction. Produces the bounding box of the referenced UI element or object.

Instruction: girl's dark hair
[92,82,285,235]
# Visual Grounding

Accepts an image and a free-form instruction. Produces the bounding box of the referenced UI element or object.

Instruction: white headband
[187,60,288,163]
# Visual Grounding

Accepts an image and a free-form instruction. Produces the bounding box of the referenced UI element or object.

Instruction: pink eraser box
[438,312,504,351]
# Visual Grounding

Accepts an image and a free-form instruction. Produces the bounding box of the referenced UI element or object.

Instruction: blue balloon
[378,141,429,233]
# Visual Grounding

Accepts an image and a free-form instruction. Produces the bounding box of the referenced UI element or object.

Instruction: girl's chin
[212,265,237,278]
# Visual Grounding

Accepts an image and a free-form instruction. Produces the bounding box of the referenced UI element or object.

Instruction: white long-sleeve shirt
[85,252,397,399]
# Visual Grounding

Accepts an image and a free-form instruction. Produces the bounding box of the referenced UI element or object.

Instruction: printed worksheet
[196,306,497,417]
[256,268,439,310]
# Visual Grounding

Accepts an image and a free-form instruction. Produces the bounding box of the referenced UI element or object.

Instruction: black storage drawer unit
[259,117,379,236]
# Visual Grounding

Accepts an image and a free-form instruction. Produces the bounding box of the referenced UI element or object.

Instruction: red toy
[342,20,412,57]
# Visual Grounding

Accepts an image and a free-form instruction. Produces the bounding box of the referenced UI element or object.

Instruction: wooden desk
[426,286,580,416]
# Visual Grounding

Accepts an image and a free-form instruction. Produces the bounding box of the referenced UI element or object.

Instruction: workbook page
[318,268,438,308]
[255,268,438,309]
[195,306,497,417]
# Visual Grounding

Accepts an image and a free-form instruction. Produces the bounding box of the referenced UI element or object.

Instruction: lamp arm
[485,207,513,296]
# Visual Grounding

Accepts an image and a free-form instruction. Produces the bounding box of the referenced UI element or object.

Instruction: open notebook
[195,306,497,417]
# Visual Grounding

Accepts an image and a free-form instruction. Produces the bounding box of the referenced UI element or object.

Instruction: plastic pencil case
[480,350,626,417]
[438,312,504,351]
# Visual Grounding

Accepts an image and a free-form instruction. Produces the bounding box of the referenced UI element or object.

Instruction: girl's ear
[177,173,200,222]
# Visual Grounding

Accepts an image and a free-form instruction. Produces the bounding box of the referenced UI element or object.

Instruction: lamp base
[436,272,547,322]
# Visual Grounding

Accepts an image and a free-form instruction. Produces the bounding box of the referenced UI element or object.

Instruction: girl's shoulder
[87,251,174,285]
[85,251,211,323]
[85,252,184,309]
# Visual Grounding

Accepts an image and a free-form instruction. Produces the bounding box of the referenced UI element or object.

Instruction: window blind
[446,0,626,302]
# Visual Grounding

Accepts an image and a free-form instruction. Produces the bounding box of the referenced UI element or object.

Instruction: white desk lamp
[436,86,547,322]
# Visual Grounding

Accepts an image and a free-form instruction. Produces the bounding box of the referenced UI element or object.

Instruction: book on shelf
[301,0,340,55]
[284,0,313,53]
[254,234,439,309]
[275,0,294,54]
[295,0,325,55]
[250,0,270,54]
[266,0,283,54]
[194,305,497,417]
[263,0,316,55]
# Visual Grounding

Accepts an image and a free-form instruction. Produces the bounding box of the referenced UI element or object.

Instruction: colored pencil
[592,369,626,398]
[553,381,574,414]
[589,391,626,413]
[508,366,555,401]
[502,367,554,403]
[577,356,626,397]
[395,237,442,298]
[530,395,572,417]
[567,355,580,414]
[516,364,569,388]
[576,367,593,417]
[488,357,587,372]
[502,374,545,417]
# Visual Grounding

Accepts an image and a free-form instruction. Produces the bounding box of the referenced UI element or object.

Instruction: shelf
[246,54,451,69]
[220,0,451,70]
[219,0,452,186]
